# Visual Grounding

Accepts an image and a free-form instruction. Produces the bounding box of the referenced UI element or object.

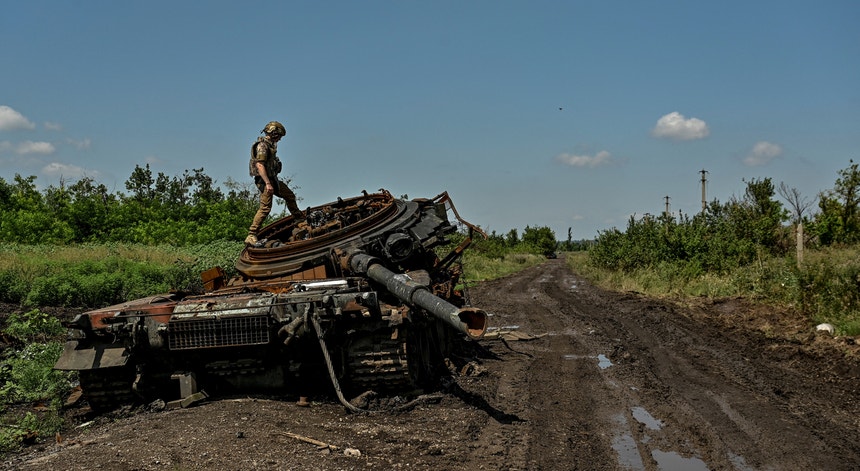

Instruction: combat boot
[244,234,258,246]
[291,209,306,221]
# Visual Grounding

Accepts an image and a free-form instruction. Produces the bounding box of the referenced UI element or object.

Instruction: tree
[505,229,519,247]
[778,182,816,225]
[521,225,557,256]
[734,177,787,251]
[564,227,573,251]
[834,160,860,224]
[125,164,155,201]
[778,182,817,264]
[812,160,860,245]
[190,168,223,204]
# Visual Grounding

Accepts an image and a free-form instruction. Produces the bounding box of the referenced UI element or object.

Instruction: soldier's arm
[256,162,274,193]
[254,143,275,193]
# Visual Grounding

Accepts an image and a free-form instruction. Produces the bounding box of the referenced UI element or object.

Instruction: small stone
[816,323,835,335]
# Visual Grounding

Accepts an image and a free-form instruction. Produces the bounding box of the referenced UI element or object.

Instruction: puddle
[597,354,613,369]
[727,452,755,471]
[611,414,645,470]
[560,353,614,370]
[631,406,662,430]
[651,450,709,471]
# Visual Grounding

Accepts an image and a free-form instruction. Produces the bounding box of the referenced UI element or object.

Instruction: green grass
[566,247,860,336]
[460,252,547,283]
[0,242,244,307]
[0,242,193,271]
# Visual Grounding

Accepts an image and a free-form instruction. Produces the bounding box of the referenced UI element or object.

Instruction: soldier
[246,120,303,245]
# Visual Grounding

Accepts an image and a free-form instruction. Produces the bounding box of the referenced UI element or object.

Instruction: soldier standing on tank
[245,120,304,246]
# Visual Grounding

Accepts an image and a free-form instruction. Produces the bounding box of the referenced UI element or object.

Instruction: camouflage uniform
[247,126,302,241]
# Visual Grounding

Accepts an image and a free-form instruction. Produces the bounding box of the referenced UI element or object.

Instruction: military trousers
[248,177,302,235]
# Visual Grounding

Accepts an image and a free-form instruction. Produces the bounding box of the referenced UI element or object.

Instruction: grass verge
[566,247,860,336]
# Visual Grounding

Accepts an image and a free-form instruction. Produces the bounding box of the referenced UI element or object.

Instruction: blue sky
[2,1,858,239]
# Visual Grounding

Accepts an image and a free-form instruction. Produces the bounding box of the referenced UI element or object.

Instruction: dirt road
[8,258,860,470]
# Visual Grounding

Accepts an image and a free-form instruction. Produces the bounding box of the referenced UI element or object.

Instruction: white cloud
[555,150,613,168]
[67,138,92,150]
[0,105,36,131]
[743,141,782,166]
[17,141,56,155]
[43,162,94,179]
[44,122,63,131]
[651,112,710,140]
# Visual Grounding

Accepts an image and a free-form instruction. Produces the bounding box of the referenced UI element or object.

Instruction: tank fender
[54,340,130,371]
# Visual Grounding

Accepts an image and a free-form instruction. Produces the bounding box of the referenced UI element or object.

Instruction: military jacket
[249,137,282,178]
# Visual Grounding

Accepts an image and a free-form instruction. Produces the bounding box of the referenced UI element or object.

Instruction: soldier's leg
[275,179,303,217]
[247,185,274,243]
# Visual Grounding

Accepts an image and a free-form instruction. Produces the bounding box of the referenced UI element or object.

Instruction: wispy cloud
[67,138,92,150]
[42,162,98,179]
[743,141,782,166]
[651,112,709,140]
[0,105,36,131]
[44,122,63,131]
[555,150,613,168]
[17,141,56,155]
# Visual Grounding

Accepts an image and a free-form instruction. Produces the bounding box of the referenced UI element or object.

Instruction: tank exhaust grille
[168,315,270,350]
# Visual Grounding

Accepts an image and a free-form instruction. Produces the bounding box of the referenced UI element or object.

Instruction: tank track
[345,329,414,394]
[79,366,137,412]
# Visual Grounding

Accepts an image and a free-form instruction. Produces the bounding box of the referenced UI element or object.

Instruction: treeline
[589,161,860,274]
[0,165,261,245]
[469,225,559,258]
[1,165,567,255]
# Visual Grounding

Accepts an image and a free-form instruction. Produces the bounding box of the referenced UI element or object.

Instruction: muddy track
[7,257,859,470]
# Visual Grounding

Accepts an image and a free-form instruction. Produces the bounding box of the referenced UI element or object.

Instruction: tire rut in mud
[469,258,860,471]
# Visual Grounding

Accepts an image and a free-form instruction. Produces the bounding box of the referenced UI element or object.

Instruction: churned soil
[5,257,860,470]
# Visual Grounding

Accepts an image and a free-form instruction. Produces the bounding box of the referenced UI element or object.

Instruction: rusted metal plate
[54,341,130,370]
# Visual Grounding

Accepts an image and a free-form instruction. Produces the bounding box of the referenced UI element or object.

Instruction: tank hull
[55,190,487,411]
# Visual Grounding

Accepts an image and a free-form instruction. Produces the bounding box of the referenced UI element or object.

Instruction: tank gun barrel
[349,252,487,339]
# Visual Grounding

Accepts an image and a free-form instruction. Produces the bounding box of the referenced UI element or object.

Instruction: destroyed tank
[55,189,488,411]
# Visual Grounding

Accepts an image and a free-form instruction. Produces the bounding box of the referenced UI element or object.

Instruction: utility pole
[663,195,671,235]
[700,169,708,212]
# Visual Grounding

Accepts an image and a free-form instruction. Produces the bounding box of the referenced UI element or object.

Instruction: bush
[3,310,65,342]
[795,250,860,334]
[0,271,29,304]
[22,258,186,308]
[0,309,73,454]
[0,342,72,404]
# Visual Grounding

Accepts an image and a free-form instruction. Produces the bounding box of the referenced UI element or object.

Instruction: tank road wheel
[79,366,137,412]
[345,329,414,394]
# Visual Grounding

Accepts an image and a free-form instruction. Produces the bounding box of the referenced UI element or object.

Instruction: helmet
[262,121,286,137]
